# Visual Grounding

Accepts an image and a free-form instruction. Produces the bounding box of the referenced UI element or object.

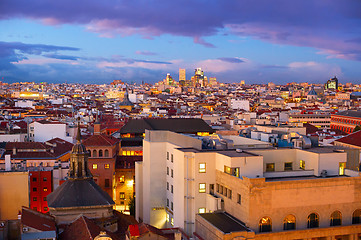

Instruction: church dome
[94,231,112,240]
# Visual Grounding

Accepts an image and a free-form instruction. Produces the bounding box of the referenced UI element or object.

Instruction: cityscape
[1,1,361,240]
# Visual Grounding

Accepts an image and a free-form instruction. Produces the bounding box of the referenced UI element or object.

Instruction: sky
[0,0,361,84]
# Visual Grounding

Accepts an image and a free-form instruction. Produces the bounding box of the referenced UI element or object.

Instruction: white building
[137,130,360,239]
[228,99,250,111]
[29,120,73,143]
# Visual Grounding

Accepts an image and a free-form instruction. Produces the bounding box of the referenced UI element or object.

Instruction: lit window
[43,187,48,192]
[339,162,346,175]
[259,217,272,232]
[283,215,296,230]
[104,164,110,169]
[119,175,125,183]
[199,183,206,193]
[199,163,206,173]
[171,218,174,226]
[92,164,97,169]
[43,207,48,212]
[266,163,275,172]
[307,213,319,228]
[33,197,37,201]
[199,208,206,214]
[119,192,125,199]
[300,160,305,170]
[166,214,170,222]
[284,162,293,171]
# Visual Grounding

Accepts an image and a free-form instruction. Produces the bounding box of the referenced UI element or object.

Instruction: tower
[47,122,116,231]
[94,112,101,135]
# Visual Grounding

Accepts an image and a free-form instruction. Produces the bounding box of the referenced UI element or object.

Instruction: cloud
[217,57,244,63]
[1,0,361,55]
[135,50,157,56]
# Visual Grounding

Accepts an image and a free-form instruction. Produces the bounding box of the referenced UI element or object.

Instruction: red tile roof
[21,206,56,231]
[334,130,361,147]
[59,216,121,240]
[83,134,119,147]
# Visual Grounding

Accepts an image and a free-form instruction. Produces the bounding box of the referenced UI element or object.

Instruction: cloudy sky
[1,0,361,84]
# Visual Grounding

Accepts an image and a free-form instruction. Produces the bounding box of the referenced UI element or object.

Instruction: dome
[94,231,112,240]
[72,142,87,154]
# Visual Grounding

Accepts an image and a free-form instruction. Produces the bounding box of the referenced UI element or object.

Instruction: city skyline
[1,0,361,84]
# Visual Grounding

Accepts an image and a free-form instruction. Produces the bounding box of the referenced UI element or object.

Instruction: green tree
[354,125,361,132]
[128,196,135,217]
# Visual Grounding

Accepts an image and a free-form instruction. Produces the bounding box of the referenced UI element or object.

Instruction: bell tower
[68,122,92,179]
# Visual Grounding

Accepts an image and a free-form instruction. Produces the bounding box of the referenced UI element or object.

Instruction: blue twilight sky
[0,0,361,84]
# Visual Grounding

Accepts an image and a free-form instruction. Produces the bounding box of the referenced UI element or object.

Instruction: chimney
[174,232,181,240]
[5,155,11,171]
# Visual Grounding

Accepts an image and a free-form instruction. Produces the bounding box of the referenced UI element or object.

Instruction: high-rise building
[179,69,186,84]
[191,68,207,87]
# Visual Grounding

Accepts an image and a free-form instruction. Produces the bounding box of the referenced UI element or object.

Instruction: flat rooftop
[176,148,259,157]
[265,175,350,182]
[198,212,250,233]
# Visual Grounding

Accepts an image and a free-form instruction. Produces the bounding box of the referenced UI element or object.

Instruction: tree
[354,125,361,132]
[128,196,135,217]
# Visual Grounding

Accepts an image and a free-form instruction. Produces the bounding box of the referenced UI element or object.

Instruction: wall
[0,171,29,220]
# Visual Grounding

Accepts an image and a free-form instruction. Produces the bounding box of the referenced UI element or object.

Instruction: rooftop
[198,212,249,234]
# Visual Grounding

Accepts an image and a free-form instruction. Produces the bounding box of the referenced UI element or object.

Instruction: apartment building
[288,112,331,128]
[137,130,361,239]
[331,110,361,134]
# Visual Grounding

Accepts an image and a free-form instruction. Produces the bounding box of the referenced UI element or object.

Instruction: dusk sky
[1,0,361,84]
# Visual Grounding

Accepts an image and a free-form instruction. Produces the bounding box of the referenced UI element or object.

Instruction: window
[167,167,169,175]
[171,185,173,193]
[119,175,125,183]
[171,154,173,163]
[330,211,342,226]
[266,163,275,172]
[284,162,293,171]
[104,149,109,157]
[32,177,37,182]
[216,184,219,193]
[300,160,305,170]
[223,187,228,196]
[171,169,173,178]
[43,197,46,201]
[99,150,103,157]
[283,215,296,230]
[228,189,232,199]
[93,150,97,157]
[167,182,169,190]
[119,192,125,199]
[224,166,231,174]
[199,163,206,173]
[353,209,361,224]
[220,185,223,195]
[171,218,174,226]
[237,194,241,204]
[104,164,110,169]
[198,208,206,214]
[43,187,48,192]
[33,197,37,201]
[43,177,47,182]
[259,217,272,232]
[105,179,110,188]
[171,202,173,210]
[339,162,346,175]
[167,152,169,160]
[43,207,48,212]
[307,213,319,228]
[167,198,169,207]
[199,183,206,193]
[166,214,170,222]
[92,164,98,169]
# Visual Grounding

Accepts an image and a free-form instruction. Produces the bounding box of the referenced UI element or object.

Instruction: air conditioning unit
[22,227,29,232]
[320,170,328,178]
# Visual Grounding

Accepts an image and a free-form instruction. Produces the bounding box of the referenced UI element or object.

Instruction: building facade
[331,110,361,134]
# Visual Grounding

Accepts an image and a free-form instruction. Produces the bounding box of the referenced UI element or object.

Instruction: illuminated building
[29,170,52,213]
[209,77,217,86]
[288,112,331,128]
[191,68,208,87]
[179,69,186,85]
[325,76,339,90]
[137,130,361,239]
[331,110,361,134]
